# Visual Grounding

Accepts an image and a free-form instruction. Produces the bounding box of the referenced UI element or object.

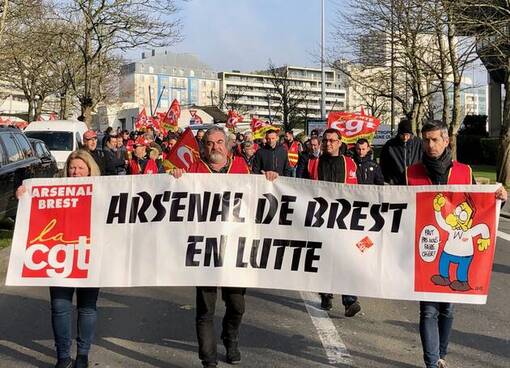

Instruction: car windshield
[24,131,73,151]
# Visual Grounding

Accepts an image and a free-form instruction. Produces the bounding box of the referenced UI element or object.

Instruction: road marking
[497,231,510,242]
[300,291,353,366]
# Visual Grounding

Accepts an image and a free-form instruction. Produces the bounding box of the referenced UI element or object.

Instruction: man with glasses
[311,128,361,316]
[82,130,105,175]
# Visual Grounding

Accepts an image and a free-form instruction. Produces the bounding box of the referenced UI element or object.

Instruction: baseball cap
[83,130,97,140]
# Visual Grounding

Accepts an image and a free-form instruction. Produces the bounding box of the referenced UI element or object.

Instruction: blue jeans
[439,252,473,282]
[419,301,454,368]
[50,287,100,359]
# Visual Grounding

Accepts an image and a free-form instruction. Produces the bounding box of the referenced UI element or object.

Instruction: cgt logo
[22,184,93,279]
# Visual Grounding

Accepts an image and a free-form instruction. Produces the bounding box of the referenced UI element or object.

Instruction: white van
[24,120,89,171]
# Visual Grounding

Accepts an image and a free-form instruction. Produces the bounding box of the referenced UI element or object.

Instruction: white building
[120,50,220,111]
[218,66,347,121]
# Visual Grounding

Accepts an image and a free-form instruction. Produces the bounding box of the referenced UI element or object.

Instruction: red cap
[83,130,97,140]
[134,136,149,147]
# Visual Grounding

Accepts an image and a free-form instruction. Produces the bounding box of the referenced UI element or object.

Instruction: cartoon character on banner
[421,193,491,292]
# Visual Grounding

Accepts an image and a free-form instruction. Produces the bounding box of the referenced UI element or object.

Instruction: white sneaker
[437,359,449,368]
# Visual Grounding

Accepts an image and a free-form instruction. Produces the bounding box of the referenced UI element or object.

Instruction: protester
[352,138,384,185]
[103,135,127,175]
[16,149,102,368]
[196,128,205,156]
[283,130,303,177]
[82,130,105,175]
[311,128,361,316]
[171,126,250,367]
[380,119,422,184]
[101,126,113,148]
[406,120,507,368]
[240,141,256,170]
[128,136,164,174]
[296,136,321,179]
[252,129,292,177]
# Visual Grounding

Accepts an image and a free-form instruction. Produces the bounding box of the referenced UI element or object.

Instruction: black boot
[320,293,333,311]
[74,355,88,368]
[55,358,73,368]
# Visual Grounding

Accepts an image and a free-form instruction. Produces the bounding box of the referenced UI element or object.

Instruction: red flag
[135,107,148,131]
[166,127,201,170]
[360,106,365,116]
[163,99,181,130]
[226,110,243,129]
[327,111,381,145]
[49,112,58,120]
[36,115,44,121]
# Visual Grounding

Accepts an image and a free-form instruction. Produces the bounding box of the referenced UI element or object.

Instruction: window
[1,133,22,163]
[13,133,33,158]
[24,131,73,151]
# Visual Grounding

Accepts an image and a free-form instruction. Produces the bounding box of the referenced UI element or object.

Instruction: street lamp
[321,0,326,121]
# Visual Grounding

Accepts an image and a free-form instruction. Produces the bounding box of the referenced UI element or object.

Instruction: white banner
[6,175,501,304]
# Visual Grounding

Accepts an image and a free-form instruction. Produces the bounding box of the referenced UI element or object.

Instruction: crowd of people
[16,119,508,368]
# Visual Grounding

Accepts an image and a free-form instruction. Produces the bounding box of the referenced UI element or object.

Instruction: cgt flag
[166,127,201,170]
[134,107,149,131]
[226,110,243,130]
[327,110,381,145]
[251,117,278,140]
[163,99,181,132]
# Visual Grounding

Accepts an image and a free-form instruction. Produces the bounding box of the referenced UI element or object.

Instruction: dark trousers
[320,293,358,306]
[49,287,100,359]
[195,287,245,365]
[419,301,454,368]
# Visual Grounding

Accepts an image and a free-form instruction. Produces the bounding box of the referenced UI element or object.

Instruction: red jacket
[406,161,472,185]
[188,156,250,174]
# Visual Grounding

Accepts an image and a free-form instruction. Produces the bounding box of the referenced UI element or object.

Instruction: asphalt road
[0,218,509,368]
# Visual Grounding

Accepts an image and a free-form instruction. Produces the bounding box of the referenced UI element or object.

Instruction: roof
[191,105,228,124]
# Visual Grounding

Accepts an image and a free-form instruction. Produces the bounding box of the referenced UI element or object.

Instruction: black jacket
[380,135,422,185]
[103,147,127,175]
[352,152,384,185]
[86,148,106,175]
[252,143,292,176]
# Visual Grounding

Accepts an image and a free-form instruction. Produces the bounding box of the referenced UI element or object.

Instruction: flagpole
[321,0,326,121]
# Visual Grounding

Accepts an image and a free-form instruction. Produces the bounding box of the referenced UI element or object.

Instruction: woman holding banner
[16,150,101,368]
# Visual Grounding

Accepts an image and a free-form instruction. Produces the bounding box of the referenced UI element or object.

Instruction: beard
[208,150,226,164]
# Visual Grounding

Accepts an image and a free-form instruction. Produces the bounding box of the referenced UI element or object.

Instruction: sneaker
[320,294,333,311]
[55,358,73,368]
[437,358,449,368]
[344,301,361,317]
[224,340,241,365]
[74,355,88,368]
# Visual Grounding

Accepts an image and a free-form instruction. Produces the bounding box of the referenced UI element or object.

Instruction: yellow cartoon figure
[431,193,490,291]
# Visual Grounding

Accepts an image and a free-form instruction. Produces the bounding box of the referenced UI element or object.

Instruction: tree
[56,0,182,126]
[265,61,310,131]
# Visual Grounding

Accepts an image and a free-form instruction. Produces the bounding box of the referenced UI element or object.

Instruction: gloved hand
[477,238,490,252]
[433,193,446,212]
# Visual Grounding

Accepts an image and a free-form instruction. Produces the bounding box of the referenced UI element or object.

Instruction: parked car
[0,126,42,220]
[28,138,59,178]
[24,120,88,171]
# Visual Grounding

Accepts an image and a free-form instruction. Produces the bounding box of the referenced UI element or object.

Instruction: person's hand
[16,185,27,199]
[477,238,490,252]
[495,186,508,201]
[433,193,446,212]
[170,168,185,179]
[262,170,279,182]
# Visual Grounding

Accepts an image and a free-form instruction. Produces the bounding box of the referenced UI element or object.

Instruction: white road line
[497,230,510,242]
[300,291,353,366]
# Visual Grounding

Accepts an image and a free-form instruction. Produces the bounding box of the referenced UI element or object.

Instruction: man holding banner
[312,128,361,316]
[407,120,507,368]
[172,126,249,367]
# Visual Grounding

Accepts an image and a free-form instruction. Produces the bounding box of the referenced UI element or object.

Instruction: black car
[0,126,43,220]
[28,138,59,178]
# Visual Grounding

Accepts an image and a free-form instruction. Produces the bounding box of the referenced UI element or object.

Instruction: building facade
[120,50,219,112]
[218,66,347,122]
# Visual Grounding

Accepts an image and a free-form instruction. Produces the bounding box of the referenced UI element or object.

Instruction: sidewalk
[501,200,510,219]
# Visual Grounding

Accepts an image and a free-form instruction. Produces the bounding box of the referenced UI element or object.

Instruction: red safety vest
[406,161,472,185]
[311,155,358,184]
[129,158,159,175]
[188,156,250,174]
[286,140,300,168]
